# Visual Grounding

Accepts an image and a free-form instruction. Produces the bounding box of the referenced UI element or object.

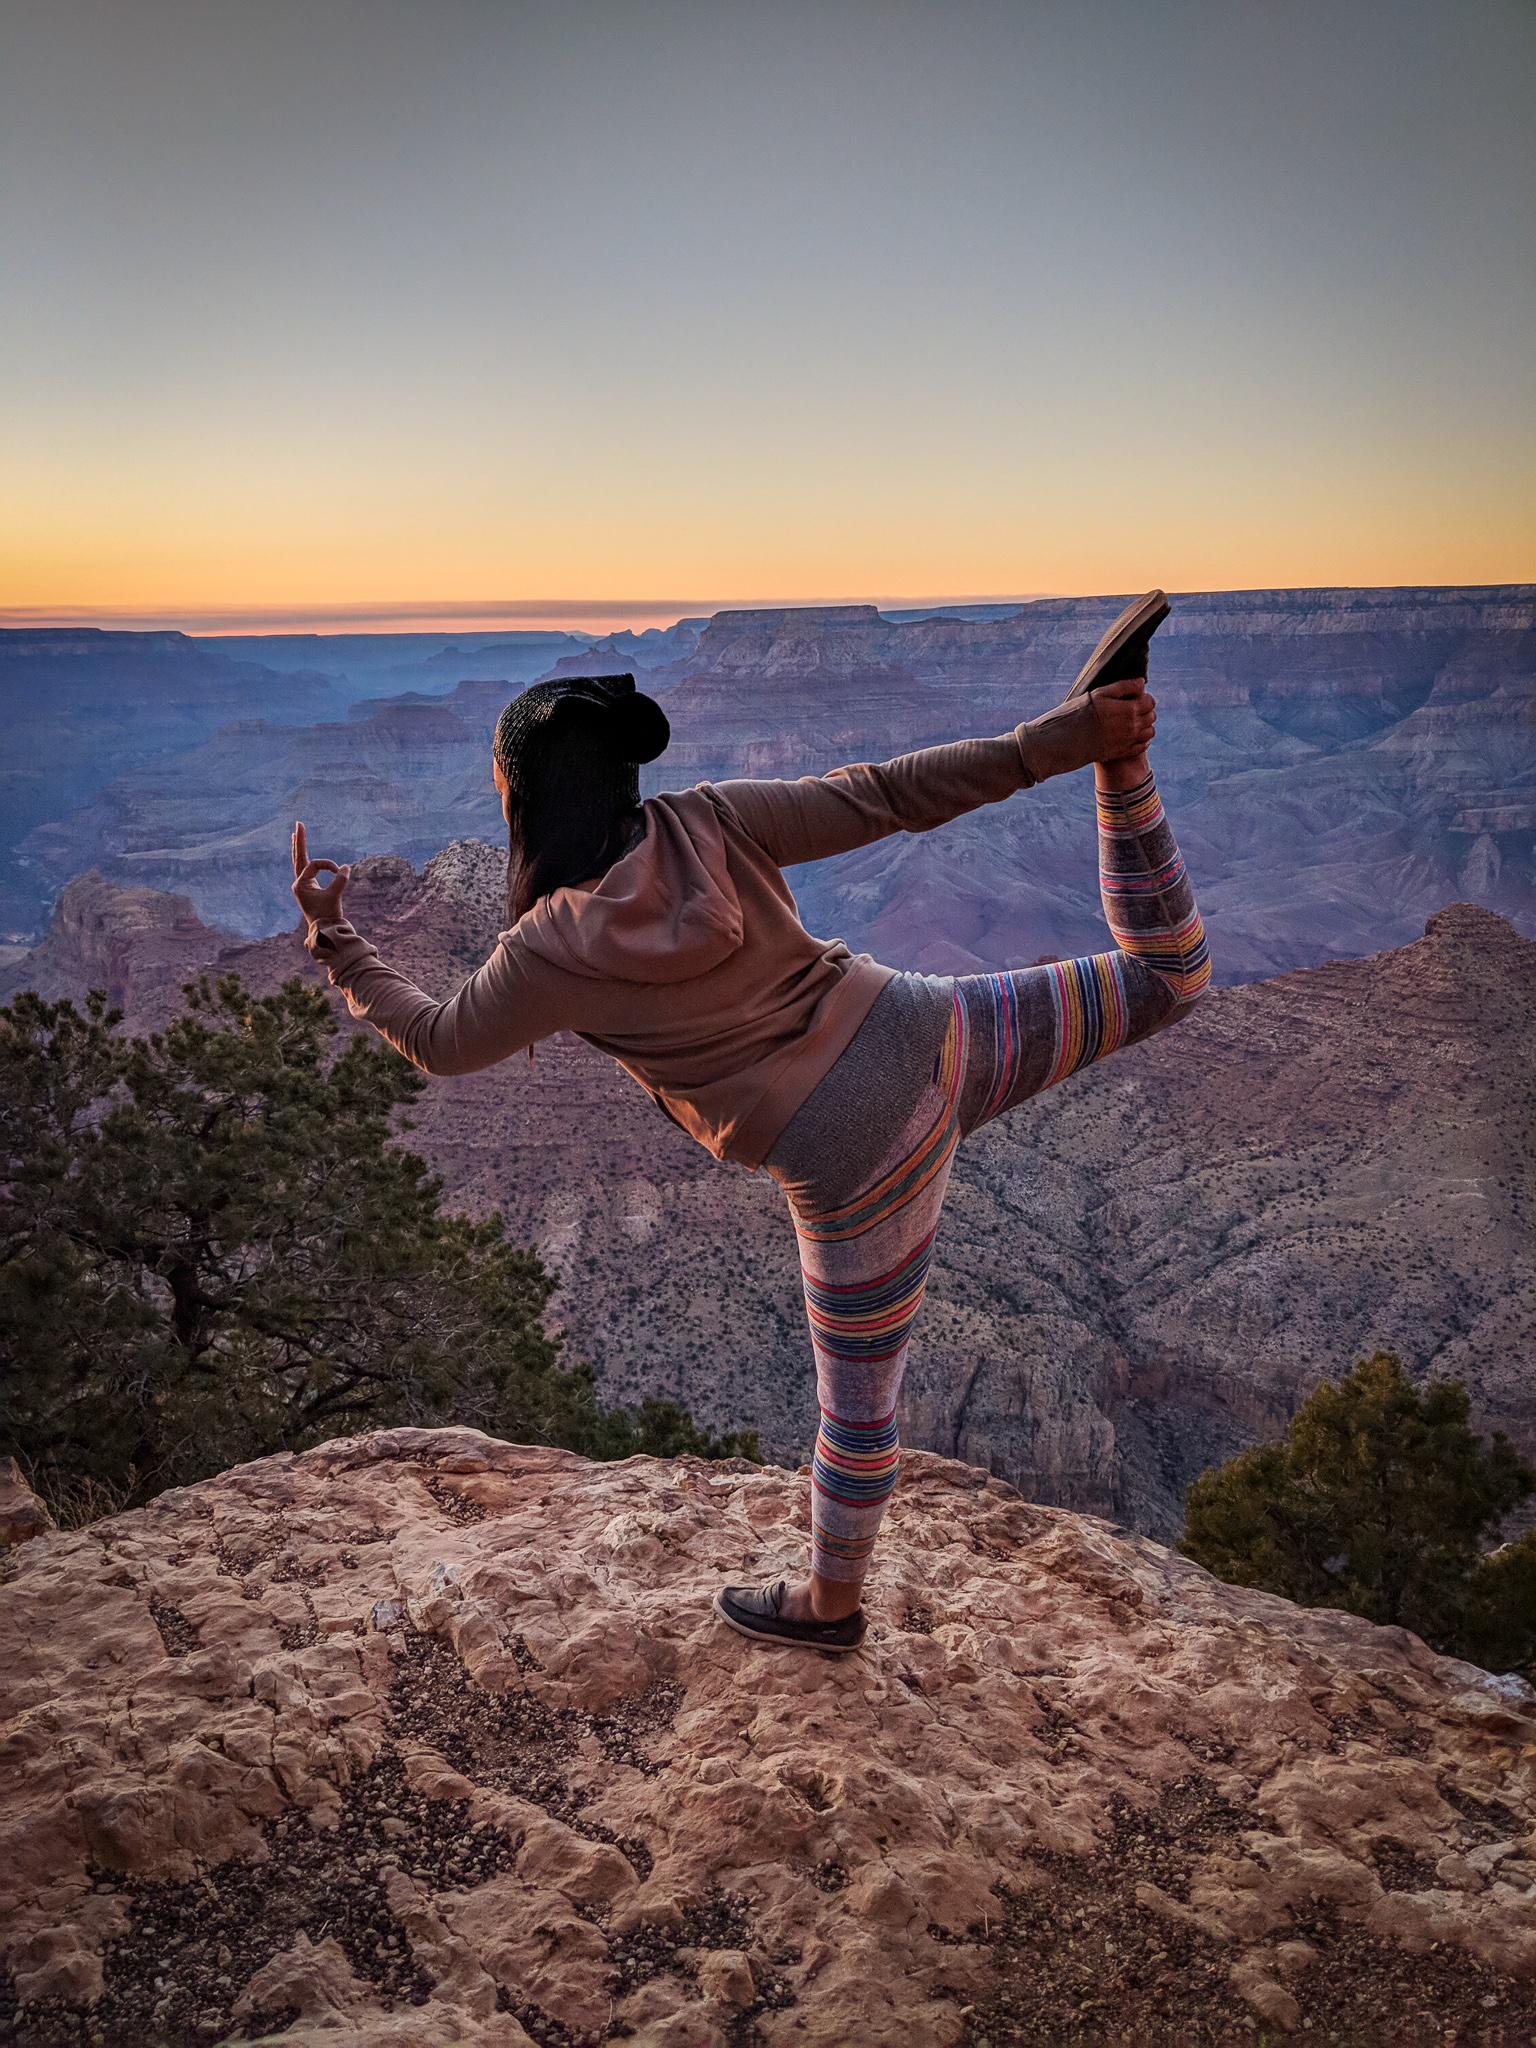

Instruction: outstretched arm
[292,822,568,1076]
[710,681,1156,868]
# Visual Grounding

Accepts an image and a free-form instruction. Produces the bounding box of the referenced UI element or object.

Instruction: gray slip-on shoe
[714,1579,867,1653]
[1063,589,1170,700]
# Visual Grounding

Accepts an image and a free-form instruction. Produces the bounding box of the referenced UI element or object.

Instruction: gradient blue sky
[3,0,1532,629]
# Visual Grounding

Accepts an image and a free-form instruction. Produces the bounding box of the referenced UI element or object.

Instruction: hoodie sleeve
[305,920,574,1075]
[708,729,1036,868]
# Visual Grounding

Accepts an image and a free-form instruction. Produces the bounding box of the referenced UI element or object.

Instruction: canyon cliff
[2,1430,1532,2047]
[3,854,1529,1540]
[0,630,348,941]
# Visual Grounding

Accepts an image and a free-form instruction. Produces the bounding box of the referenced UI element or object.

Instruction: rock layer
[0,1460,55,1551]
[2,1429,1533,2047]
[0,871,242,1015]
[0,629,348,940]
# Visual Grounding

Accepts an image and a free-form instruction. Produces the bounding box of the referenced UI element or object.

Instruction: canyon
[0,630,344,941]
[4,852,1529,1542]
[0,628,595,944]
[10,588,1533,980]
[2,1429,1532,2047]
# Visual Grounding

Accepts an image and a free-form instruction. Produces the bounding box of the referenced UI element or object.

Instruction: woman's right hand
[292,820,351,926]
[1019,676,1157,782]
[1091,676,1157,759]
[1090,678,1156,791]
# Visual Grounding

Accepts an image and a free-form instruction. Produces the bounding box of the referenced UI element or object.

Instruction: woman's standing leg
[780,1009,967,1615]
[715,1024,967,1641]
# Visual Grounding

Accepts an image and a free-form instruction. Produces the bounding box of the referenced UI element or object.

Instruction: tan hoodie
[307,728,1038,1167]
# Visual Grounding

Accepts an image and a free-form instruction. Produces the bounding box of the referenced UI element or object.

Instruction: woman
[293,591,1208,1653]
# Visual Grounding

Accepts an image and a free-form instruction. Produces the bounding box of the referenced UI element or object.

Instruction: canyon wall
[0,629,348,940]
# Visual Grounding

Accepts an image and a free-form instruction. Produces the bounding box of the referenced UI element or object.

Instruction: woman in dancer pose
[293,592,1207,1653]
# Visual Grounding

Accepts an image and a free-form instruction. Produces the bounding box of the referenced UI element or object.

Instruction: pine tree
[1,975,757,1513]
[1180,1351,1534,1678]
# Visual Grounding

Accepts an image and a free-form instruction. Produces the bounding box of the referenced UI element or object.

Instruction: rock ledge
[2,1430,1532,2046]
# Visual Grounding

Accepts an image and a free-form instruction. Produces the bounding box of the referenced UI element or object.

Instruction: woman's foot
[1064,589,1170,700]
[1016,590,1167,782]
[714,1579,867,1652]
[776,1573,861,1624]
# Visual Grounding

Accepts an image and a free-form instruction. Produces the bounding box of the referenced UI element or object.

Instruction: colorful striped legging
[767,772,1210,1585]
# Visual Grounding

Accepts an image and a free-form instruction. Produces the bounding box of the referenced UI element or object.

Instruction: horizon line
[3,580,1529,638]
[0,594,1052,636]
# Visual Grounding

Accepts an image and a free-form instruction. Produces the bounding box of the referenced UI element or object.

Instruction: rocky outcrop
[0,871,241,1010]
[0,1460,54,1550]
[422,839,511,933]
[2,1430,1532,2047]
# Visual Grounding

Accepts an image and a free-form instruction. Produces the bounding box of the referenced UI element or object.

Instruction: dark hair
[493,675,670,923]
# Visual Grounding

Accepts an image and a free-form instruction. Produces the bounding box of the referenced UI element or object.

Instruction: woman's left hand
[291,820,351,925]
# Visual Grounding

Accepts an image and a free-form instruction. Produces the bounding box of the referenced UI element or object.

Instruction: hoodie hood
[512,791,745,985]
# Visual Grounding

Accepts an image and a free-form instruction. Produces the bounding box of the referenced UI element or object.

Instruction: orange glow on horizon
[5,469,1531,635]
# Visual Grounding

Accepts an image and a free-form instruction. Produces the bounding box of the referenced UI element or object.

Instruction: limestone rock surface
[0,1459,55,1550]
[2,1430,1533,2047]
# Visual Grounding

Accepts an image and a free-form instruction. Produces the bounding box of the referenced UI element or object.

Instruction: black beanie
[493,674,670,812]
[494,674,671,921]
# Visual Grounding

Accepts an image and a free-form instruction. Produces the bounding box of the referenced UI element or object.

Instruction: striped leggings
[766,773,1210,1585]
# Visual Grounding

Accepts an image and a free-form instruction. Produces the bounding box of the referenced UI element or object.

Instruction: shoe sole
[712,1590,866,1654]
[1063,589,1170,701]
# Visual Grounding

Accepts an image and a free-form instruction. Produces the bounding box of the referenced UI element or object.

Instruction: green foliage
[1455,1532,1536,1679]
[605,1395,761,1465]
[1180,1351,1535,1678]
[1,976,757,1515]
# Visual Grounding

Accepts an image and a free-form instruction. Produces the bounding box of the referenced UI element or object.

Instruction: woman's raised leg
[954,749,1209,1136]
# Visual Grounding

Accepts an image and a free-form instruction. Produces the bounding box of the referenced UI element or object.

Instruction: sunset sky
[4,0,1533,631]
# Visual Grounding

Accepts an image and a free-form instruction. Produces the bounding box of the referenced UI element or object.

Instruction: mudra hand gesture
[291,821,351,926]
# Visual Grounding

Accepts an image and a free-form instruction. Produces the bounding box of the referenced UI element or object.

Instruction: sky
[3,0,1533,631]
